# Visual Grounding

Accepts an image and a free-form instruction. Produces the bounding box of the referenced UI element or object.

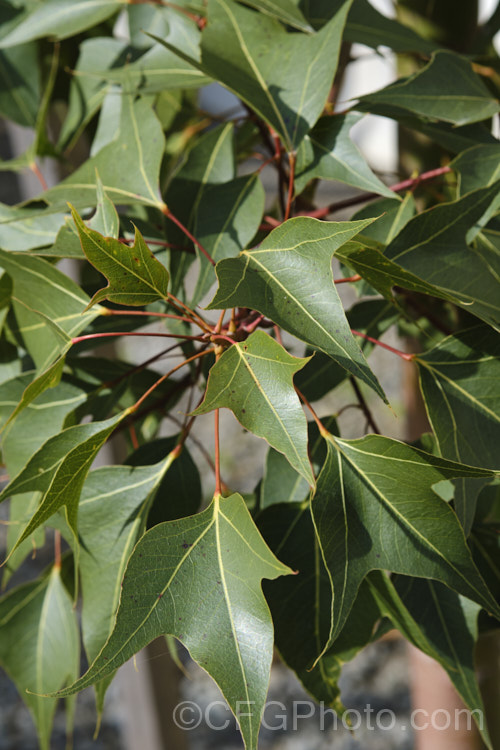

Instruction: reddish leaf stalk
[100,341,191,393]
[334,274,362,284]
[167,292,212,332]
[295,387,328,438]
[352,330,414,361]
[162,206,215,266]
[284,152,296,221]
[31,162,48,191]
[100,308,195,326]
[214,408,222,497]
[306,165,452,219]
[54,530,61,569]
[131,348,213,413]
[71,331,206,346]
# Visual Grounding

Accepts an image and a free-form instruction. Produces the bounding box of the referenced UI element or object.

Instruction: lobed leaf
[71,207,170,308]
[312,432,500,656]
[208,217,386,400]
[48,493,292,750]
[193,330,314,485]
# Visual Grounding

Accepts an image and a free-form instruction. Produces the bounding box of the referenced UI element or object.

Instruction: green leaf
[260,449,309,509]
[452,143,500,230]
[127,436,202,524]
[57,37,127,152]
[392,575,492,748]
[107,9,208,93]
[0,411,128,561]
[0,567,79,750]
[0,372,88,581]
[42,95,166,210]
[384,183,500,329]
[416,325,500,534]
[237,0,312,31]
[0,0,126,47]
[90,177,119,238]
[208,217,386,400]
[1,354,67,430]
[350,192,416,246]
[312,432,500,655]
[0,42,40,126]
[344,0,436,54]
[295,113,397,197]
[49,493,291,750]
[78,456,177,712]
[193,330,314,485]
[258,502,333,684]
[0,249,100,370]
[295,299,399,402]
[166,122,236,294]
[71,207,170,308]
[190,173,265,305]
[154,0,353,150]
[0,203,66,252]
[358,51,500,127]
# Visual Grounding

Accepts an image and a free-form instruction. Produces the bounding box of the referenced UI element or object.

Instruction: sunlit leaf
[49,493,292,750]
[71,207,170,308]
[208,217,386,400]
[194,330,314,485]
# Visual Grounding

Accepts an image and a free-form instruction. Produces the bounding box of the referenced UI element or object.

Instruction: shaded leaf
[194,330,314,485]
[0,411,128,561]
[452,143,500,231]
[1,355,66,430]
[0,372,87,581]
[351,192,416,246]
[50,493,291,750]
[238,0,312,31]
[191,173,265,305]
[208,217,386,400]
[393,575,491,747]
[154,0,353,150]
[166,122,236,294]
[108,9,208,93]
[358,51,500,127]
[42,95,166,210]
[295,113,396,197]
[127,436,202,524]
[312,432,499,655]
[0,42,40,126]
[416,325,500,534]
[57,37,128,152]
[260,450,309,509]
[295,299,399,402]
[78,456,177,711]
[384,183,500,329]
[344,0,436,54]
[0,567,79,750]
[71,207,169,308]
[0,249,100,370]
[0,0,125,47]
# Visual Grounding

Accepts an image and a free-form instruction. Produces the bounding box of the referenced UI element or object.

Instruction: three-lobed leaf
[194,330,314,485]
[312,432,500,656]
[49,493,291,750]
[153,0,353,150]
[416,325,500,534]
[208,217,386,400]
[72,207,170,308]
